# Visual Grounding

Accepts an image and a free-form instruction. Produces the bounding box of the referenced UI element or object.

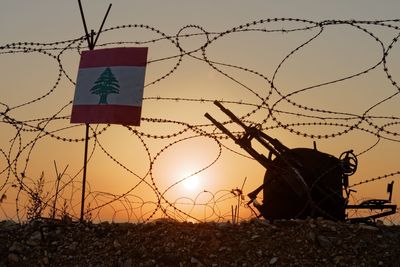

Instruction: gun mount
[205,101,397,222]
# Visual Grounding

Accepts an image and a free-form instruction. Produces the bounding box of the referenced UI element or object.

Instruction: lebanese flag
[71,47,148,126]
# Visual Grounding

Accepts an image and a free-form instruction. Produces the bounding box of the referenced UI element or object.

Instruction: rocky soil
[1,218,400,267]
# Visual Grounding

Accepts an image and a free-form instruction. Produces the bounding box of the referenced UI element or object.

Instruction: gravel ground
[1,218,400,266]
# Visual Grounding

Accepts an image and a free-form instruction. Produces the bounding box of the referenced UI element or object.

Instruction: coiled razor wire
[1,18,400,223]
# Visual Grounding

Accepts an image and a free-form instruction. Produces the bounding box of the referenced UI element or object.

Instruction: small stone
[334,255,344,264]
[308,231,316,242]
[8,253,19,263]
[191,256,204,266]
[317,235,332,249]
[219,246,227,252]
[9,241,23,253]
[113,239,121,248]
[69,241,78,250]
[359,225,379,231]
[122,258,133,267]
[217,222,231,229]
[30,231,42,241]
[26,239,40,246]
[42,256,49,265]
[269,257,278,264]
[253,219,270,226]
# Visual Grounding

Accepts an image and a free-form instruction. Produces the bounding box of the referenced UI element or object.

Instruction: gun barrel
[205,112,272,169]
[204,112,238,142]
[213,100,249,130]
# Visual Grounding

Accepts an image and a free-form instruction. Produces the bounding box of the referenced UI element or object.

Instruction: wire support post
[80,123,90,222]
[77,0,112,222]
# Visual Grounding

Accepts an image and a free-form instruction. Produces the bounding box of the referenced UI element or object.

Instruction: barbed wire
[1,18,400,223]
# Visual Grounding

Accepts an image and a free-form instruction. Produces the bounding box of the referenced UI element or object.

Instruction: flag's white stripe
[73,66,146,106]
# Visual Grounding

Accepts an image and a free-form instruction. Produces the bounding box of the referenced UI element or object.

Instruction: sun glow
[182,175,200,191]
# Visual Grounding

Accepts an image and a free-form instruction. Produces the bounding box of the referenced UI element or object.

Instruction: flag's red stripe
[71,105,142,126]
[79,47,148,68]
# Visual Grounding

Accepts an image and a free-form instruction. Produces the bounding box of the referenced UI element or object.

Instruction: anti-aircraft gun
[205,101,397,222]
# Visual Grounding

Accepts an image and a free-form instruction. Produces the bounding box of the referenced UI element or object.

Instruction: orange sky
[1,1,400,223]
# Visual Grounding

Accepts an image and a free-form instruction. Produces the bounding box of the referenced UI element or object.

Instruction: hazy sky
[2,1,400,41]
[1,1,400,222]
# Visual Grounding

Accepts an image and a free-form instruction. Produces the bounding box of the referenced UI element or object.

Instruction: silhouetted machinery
[205,101,397,222]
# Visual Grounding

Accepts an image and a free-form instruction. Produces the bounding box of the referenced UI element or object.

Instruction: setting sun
[182,176,200,191]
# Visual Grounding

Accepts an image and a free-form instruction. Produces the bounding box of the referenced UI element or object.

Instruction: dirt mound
[1,218,400,266]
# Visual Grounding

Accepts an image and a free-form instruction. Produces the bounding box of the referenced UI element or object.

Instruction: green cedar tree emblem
[90,67,120,104]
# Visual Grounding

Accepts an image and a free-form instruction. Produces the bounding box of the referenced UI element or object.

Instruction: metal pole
[80,123,90,221]
[93,4,112,48]
[78,0,91,48]
[76,0,111,222]
[77,0,91,223]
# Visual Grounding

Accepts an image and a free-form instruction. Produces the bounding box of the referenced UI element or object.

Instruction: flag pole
[80,123,89,221]
[77,0,112,222]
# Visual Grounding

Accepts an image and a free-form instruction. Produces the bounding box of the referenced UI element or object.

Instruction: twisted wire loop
[1,18,400,223]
